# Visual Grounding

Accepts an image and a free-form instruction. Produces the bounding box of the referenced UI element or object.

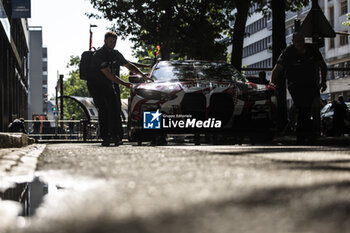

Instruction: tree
[271,0,288,131]
[88,0,229,60]
[175,0,230,60]
[64,56,90,98]
[63,56,90,120]
[230,0,250,72]
[120,73,132,99]
[133,44,161,65]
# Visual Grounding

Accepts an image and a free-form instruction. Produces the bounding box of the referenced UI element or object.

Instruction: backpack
[79,50,94,81]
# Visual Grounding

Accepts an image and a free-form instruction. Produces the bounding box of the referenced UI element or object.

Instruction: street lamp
[89,24,97,51]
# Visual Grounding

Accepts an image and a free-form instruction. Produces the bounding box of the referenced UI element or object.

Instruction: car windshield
[151,61,246,82]
[321,103,332,114]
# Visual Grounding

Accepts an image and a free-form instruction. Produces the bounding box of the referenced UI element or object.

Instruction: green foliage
[133,43,182,65]
[62,56,90,120]
[87,0,310,63]
[64,56,90,98]
[133,44,160,64]
[343,12,350,27]
[227,51,232,64]
[120,73,131,99]
[88,0,229,60]
[63,99,85,121]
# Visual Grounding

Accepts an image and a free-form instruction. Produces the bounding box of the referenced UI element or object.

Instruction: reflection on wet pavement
[1,170,113,233]
[0,177,48,217]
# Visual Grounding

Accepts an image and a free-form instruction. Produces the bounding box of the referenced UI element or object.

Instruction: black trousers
[87,81,122,141]
[288,84,318,140]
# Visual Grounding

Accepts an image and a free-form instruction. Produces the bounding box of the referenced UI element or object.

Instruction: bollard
[81,119,89,142]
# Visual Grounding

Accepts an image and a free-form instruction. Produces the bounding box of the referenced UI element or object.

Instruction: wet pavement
[1,140,350,233]
[0,144,46,191]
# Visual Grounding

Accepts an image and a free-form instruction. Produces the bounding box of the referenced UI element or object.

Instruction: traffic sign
[299,2,336,38]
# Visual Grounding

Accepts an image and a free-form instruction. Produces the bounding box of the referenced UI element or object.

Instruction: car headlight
[135,89,177,101]
[238,90,273,101]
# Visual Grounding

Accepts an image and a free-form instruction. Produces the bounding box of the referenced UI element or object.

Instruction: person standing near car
[88,31,146,146]
[270,32,327,144]
[331,95,347,136]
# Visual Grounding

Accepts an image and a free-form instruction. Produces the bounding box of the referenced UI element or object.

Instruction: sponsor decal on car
[143,110,222,129]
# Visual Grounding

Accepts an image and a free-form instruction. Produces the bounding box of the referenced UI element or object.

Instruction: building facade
[28,26,48,121]
[324,0,350,101]
[0,0,29,131]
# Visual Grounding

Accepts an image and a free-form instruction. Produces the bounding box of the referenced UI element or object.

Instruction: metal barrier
[24,119,100,142]
[24,119,128,142]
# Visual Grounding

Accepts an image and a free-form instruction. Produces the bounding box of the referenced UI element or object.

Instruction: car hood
[135,80,272,94]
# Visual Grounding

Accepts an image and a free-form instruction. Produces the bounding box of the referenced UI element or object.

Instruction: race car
[127,60,277,144]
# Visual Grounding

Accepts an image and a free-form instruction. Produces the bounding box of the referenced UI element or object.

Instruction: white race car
[128,60,277,144]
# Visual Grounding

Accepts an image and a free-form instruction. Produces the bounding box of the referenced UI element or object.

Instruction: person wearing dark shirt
[8,118,27,134]
[88,31,147,146]
[31,116,41,140]
[32,116,41,134]
[331,95,348,136]
[270,32,327,144]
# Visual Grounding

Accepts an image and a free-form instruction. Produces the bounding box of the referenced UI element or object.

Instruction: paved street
[2,141,350,233]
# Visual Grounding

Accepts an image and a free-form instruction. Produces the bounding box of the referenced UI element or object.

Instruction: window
[242,36,271,58]
[329,7,334,27]
[42,48,47,58]
[245,58,272,76]
[341,1,348,15]
[249,4,258,14]
[340,32,348,46]
[245,17,267,37]
[329,37,335,49]
[345,61,350,76]
[327,65,334,80]
[338,62,345,78]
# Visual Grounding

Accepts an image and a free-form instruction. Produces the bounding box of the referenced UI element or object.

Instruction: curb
[0,144,47,192]
[0,133,35,148]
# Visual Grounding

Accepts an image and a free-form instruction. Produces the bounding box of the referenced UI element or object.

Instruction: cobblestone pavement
[2,142,350,233]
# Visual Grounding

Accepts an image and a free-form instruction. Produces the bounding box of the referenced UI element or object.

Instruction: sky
[28,0,134,98]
